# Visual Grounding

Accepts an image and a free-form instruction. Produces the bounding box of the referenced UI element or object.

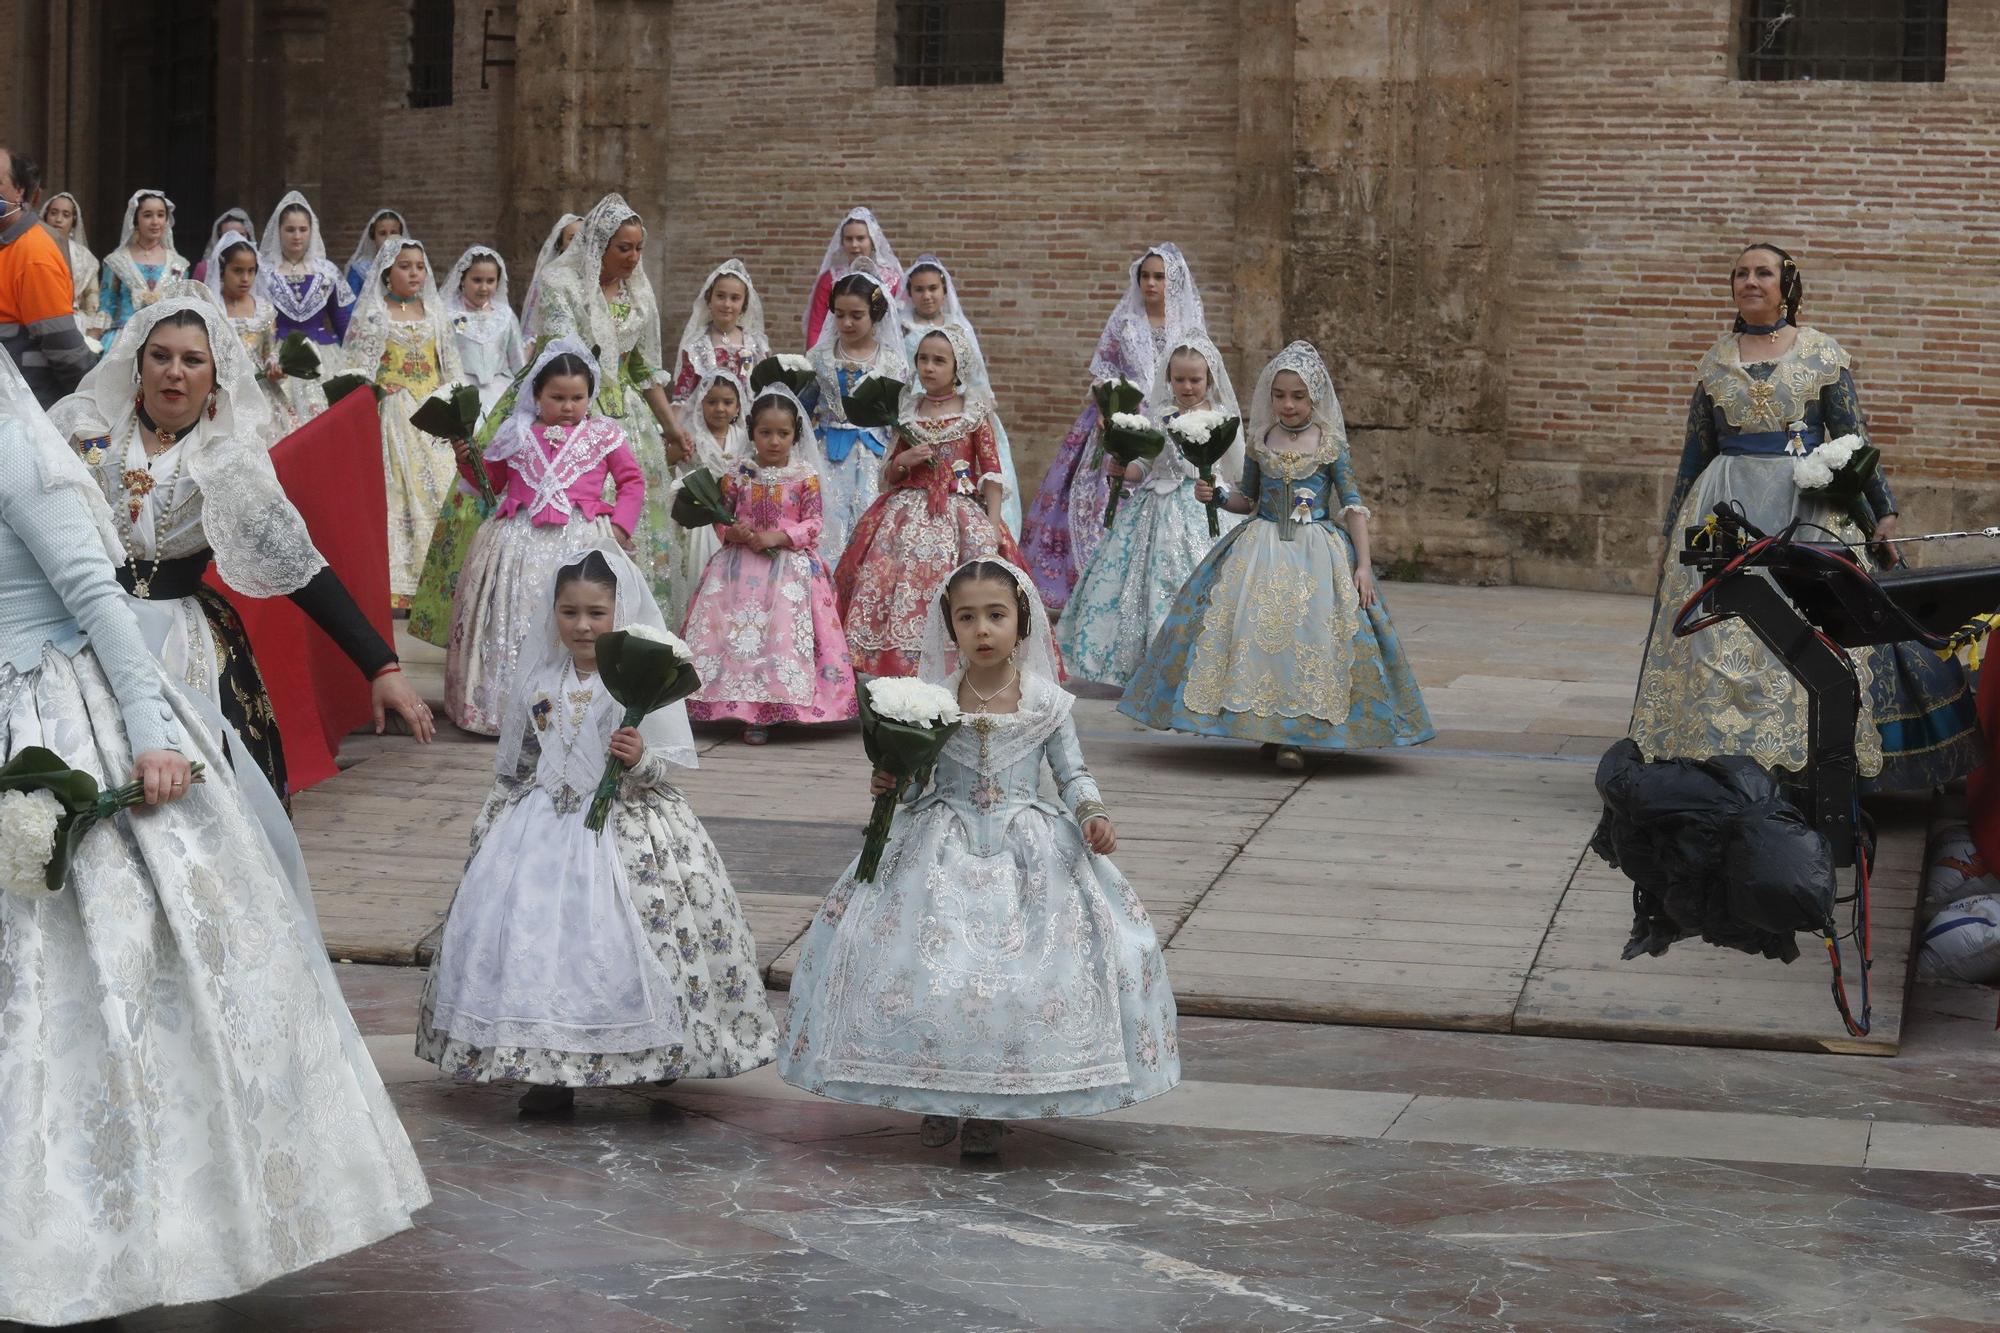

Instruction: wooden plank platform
[298,583,1929,1055]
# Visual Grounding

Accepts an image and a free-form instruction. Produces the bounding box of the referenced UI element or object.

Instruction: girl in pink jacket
[444,338,646,734]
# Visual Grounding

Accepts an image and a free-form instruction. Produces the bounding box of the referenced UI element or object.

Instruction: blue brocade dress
[1630,327,1980,791]
[777,677,1181,1119]
[1118,437,1434,749]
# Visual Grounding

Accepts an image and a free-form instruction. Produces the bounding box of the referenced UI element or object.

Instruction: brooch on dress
[80,437,111,466]
[530,694,553,731]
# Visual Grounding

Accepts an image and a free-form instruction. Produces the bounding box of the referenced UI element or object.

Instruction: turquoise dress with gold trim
[1118,432,1434,748]
[1631,326,1980,791]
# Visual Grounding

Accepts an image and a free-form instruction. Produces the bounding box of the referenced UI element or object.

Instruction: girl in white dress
[417,546,778,1111]
[443,244,528,412]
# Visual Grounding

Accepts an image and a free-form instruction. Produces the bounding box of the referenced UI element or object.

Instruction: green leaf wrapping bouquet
[1790,432,1884,542]
[839,372,908,431]
[320,372,383,406]
[1099,412,1167,528]
[1165,409,1242,538]
[276,331,323,381]
[583,625,703,833]
[749,353,817,399]
[0,746,207,898]
[854,677,963,883]
[669,466,739,530]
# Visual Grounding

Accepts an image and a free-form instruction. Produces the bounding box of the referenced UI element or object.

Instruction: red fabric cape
[204,390,391,792]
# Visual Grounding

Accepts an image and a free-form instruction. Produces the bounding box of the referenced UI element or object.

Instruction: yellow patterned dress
[1119,432,1434,747]
[371,321,461,606]
[1630,327,1979,789]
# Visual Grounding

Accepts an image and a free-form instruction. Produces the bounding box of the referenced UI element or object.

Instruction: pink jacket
[465,417,645,535]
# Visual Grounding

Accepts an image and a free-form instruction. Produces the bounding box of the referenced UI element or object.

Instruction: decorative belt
[117,552,211,600]
[1720,427,1824,457]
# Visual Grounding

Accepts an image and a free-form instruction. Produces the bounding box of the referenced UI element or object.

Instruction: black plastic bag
[1591,739,1835,964]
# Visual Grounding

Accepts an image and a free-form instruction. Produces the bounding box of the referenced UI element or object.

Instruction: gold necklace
[116,418,179,597]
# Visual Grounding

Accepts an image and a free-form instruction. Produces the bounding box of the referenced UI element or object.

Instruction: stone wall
[1505,0,2000,591]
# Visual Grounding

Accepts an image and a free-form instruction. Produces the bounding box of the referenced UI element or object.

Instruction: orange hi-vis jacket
[0,209,91,404]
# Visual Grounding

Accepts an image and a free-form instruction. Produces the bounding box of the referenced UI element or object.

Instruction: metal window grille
[409,0,456,108]
[1739,0,1946,83]
[893,0,1004,87]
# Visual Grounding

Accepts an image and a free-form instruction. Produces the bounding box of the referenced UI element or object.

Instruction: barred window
[891,0,1004,87]
[408,0,455,108]
[1738,0,1946,83]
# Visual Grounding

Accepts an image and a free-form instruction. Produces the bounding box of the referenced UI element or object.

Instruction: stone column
[1290,0,1518,581]
[508,0,593,271]
[250,0,333,210]
[1233,0,1297,388]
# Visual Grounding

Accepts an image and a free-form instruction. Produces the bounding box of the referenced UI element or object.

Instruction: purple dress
[263,263,353,346]
[1019,320,1167,613]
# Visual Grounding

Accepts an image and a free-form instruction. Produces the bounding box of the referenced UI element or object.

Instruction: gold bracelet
[1075,798,1110,826]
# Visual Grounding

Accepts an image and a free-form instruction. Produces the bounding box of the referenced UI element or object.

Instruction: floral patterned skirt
[1119,517,1435,748]
[444,513,617,736]
[416,777,778,1085]
[684,545,857,726]
[0,648,427,1325]
[834,489,1021,679]
[1019,399,1101,615]
[777,800,1181,1119]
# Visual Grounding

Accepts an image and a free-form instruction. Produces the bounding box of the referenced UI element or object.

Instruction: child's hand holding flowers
[608,727,647,766]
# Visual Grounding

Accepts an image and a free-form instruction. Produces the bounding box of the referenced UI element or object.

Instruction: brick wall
[654,0,1242,490]
[311,0,512,291]
[1506,0,2000,591]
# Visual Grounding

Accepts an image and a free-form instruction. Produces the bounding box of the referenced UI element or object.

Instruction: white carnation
[0,789,63,900]
[1792,454,1836,491]
[1109,412,1153,432]
[618,622,692,659]
[418,384,457,412]
[1170,408,1228,445]
[778,354,813,372]
[866,677,962,727]
[1815,434,1861,469]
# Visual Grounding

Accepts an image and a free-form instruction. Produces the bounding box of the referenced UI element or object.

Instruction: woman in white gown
[0,344,429,1326]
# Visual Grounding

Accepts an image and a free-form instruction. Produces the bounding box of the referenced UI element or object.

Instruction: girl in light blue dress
[1057,328,1244,686]
[778,557,1179,1157]
[99,190,191,349]
[1119,341,1434,770]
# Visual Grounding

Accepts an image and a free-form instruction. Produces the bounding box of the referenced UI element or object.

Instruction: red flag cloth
[205,391,392,792]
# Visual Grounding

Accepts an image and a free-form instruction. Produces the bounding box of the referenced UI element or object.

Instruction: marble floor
[29,966,1998,1333]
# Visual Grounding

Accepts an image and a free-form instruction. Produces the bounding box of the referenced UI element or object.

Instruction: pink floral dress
[683,461,858,725]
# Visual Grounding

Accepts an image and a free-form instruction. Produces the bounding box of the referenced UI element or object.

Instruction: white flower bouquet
[0,746,207,899]
[1790,432,1882,537]
[1099,411,1167,527]
[583,621,701,832]
[1166,409,1242,536]
[750,353,817,399]
[855,677,963,882]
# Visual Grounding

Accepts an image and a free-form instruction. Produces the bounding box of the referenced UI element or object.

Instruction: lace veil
[256,191,352,318]
[46,282,329,595]
[345,207,408,280]
[343,238,465,385]
[1245,340,1349,478]
[533,194,667,388]
[899,253,984,360]
[916,556,1071,768]
[803,206,902,341]
[44,192,98,298]
[115,189,179,255]
[519,211,581,336]
[684,367,751,469]
[495,543,698,778]
[1091,243,1205,393]
[739,382,829,493]
[0,343,120,561]
[902,322,994,427]
[1144,327,1243,489]
[200,232,261,301]
[809,259,907,370]
[485,335,597,465]
[677,258,767,374]
[442,244,517,347]
[200,208,256,264]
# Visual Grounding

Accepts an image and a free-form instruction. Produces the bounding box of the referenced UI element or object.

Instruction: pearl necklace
[116,417,182,597]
